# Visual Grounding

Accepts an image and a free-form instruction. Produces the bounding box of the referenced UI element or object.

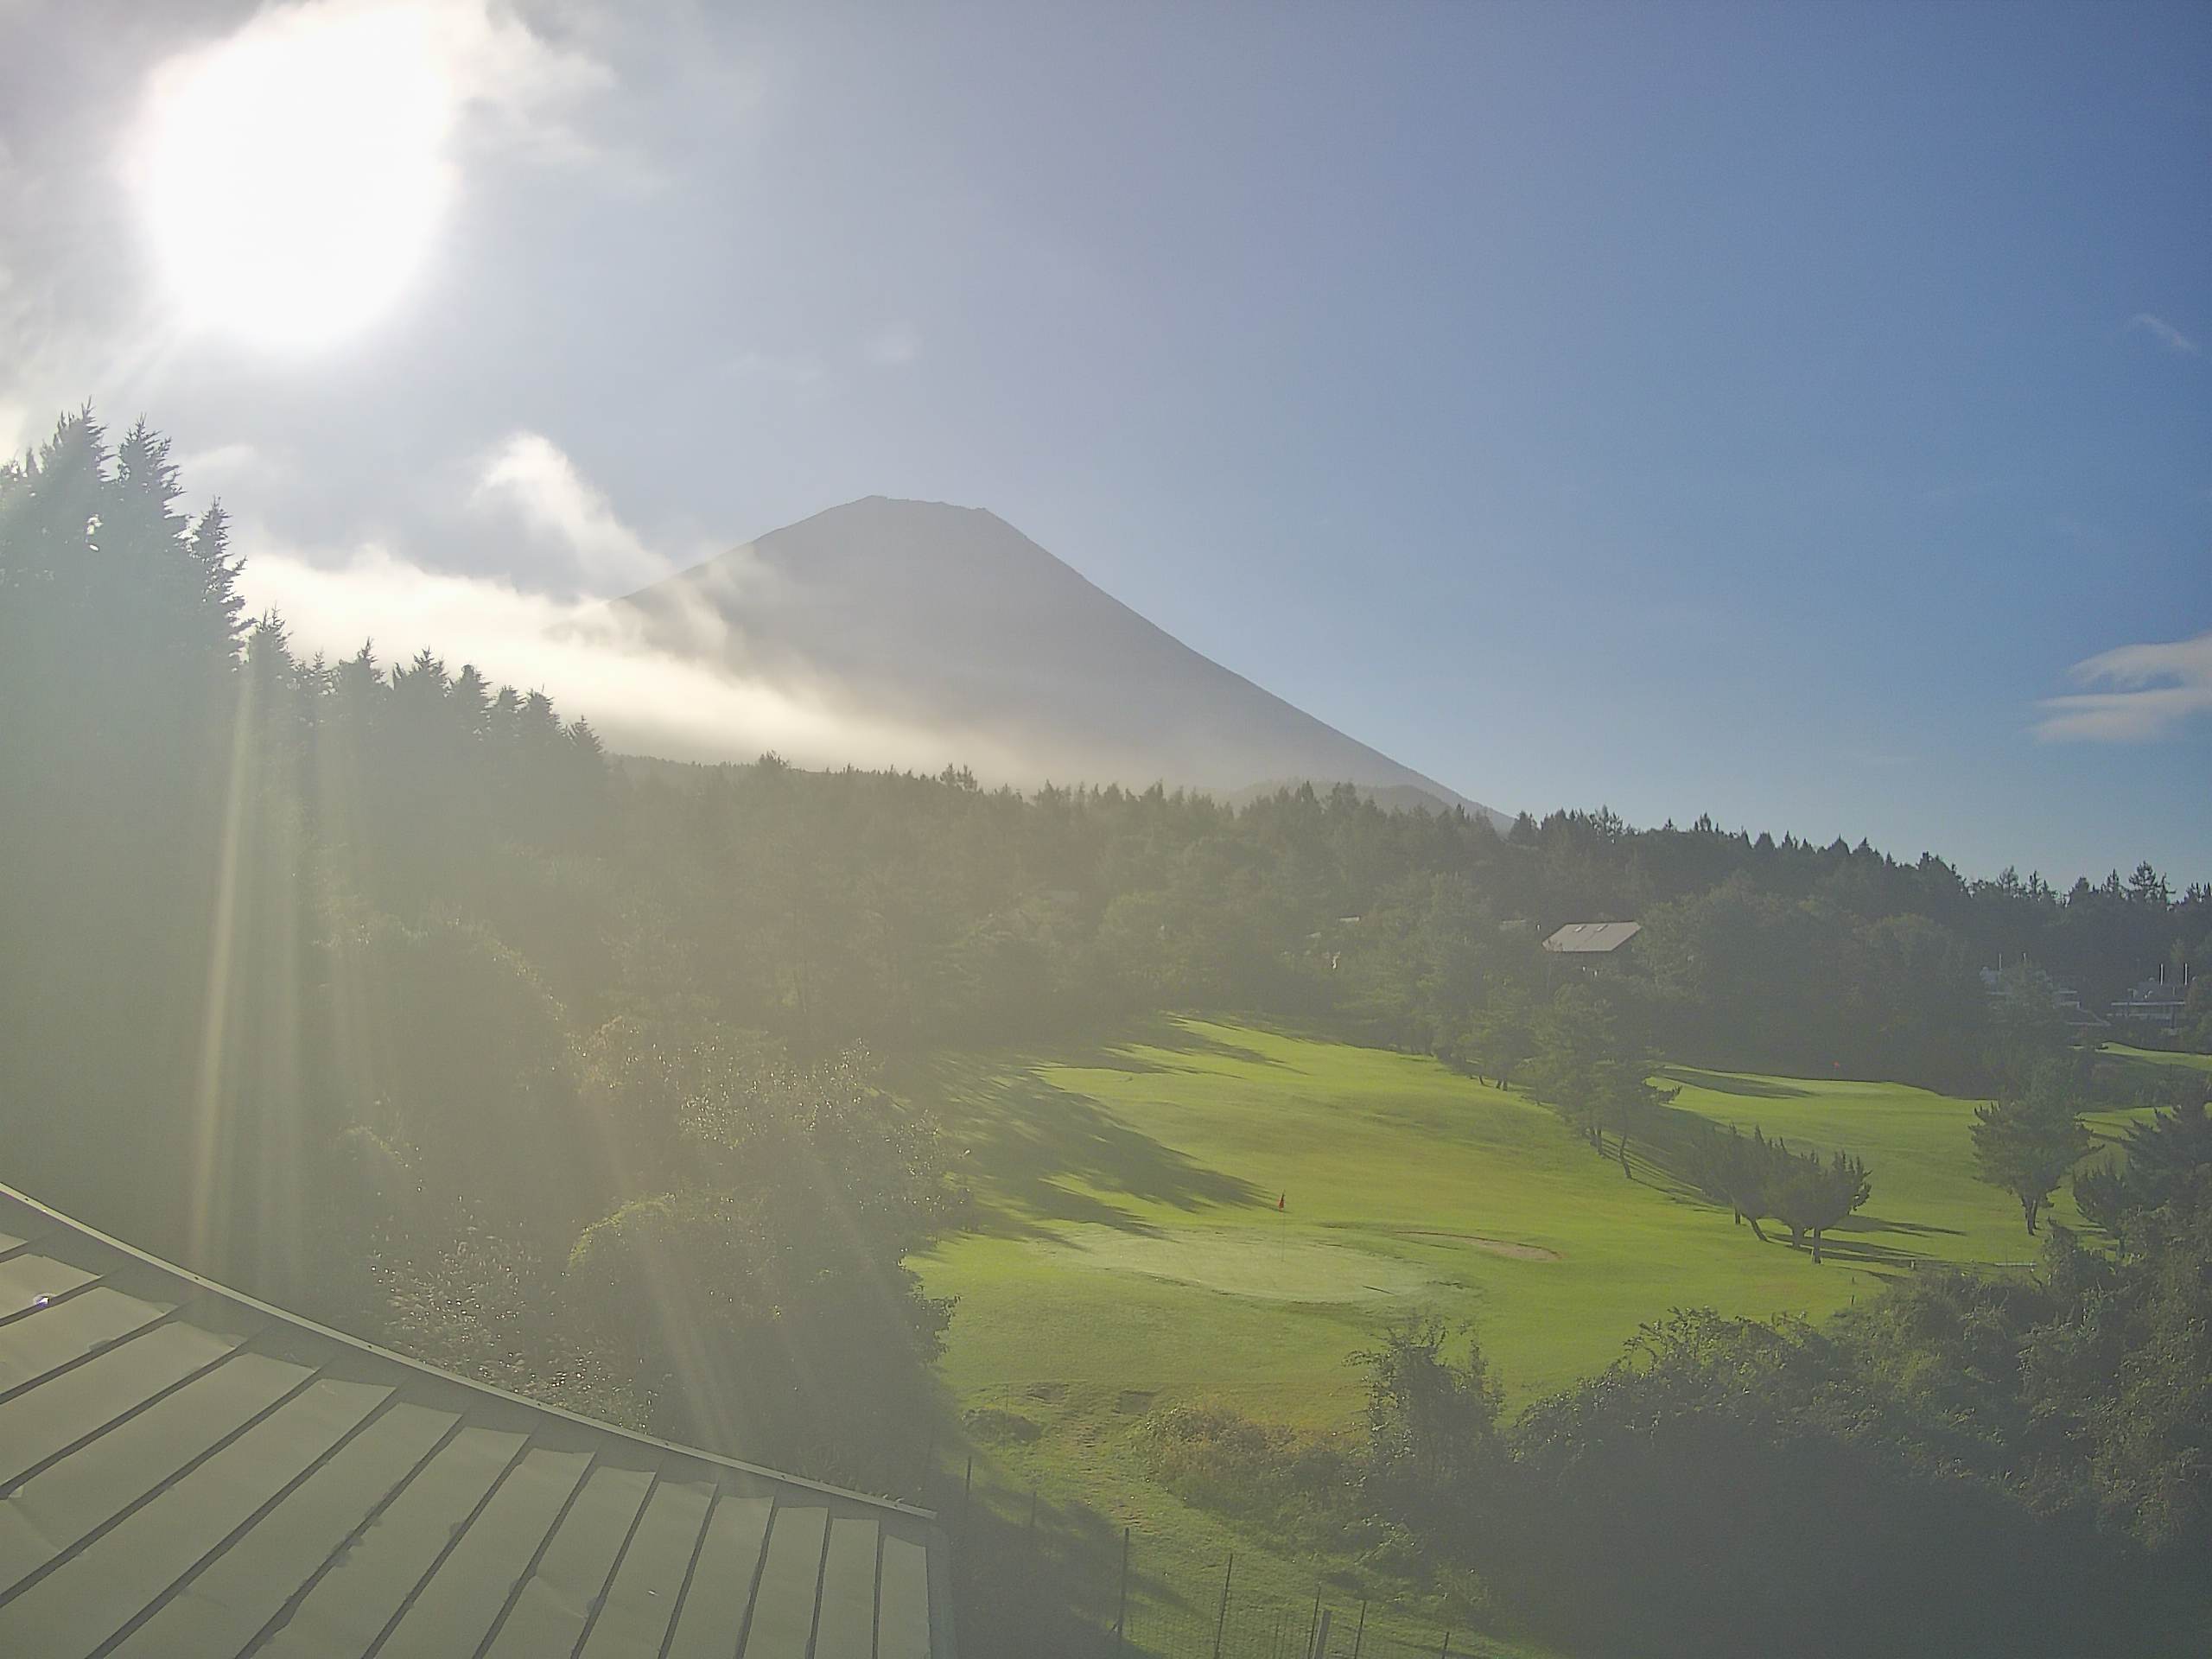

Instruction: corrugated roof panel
[0,1348,310,1594]
[879,1531,935,1659]
[743,1504,830,1657]
[0,1251,98,1316]
[0,1375,391,1655]
[481,1459,656,1657]
[815,1516,882,1659]
[376,1443,594,1659]
[0,1285,175,1395]
[577,1474,716,1659]
[257,1422,529,1659]
[0,1317,250,1487]
[106,1398,458,1659]
[664,1491,775,1659]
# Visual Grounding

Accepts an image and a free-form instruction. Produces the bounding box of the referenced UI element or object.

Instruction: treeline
[588,774,2211,1095]
[591,772,2209,1096]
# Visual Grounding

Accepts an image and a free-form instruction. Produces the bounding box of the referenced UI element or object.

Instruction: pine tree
[1766,1141,1872,1262]
[2075,1096,2212,1232]
[1971,1063,2092,1234]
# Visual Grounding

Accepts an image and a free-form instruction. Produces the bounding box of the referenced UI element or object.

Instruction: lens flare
[137,5,455,350]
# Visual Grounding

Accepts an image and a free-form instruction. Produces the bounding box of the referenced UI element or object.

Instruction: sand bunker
[1030,1225,1437,1303]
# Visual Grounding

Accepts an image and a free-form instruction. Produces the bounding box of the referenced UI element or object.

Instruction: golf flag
[1277,1192,1285,1210]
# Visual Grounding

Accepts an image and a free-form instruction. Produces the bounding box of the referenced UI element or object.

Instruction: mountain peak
[619,502,1503,823]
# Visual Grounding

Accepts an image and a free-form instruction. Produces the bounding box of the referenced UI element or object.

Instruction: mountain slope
[619,496,1503,821]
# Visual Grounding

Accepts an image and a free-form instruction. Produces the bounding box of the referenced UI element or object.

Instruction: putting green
[1030,1224,1439,1303]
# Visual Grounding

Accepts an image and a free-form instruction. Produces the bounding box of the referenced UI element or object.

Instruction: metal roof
[1541,920,1643,954]
[0,1182,952,1659]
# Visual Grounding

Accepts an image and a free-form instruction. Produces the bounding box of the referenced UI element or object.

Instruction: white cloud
[2127,313,2201,357]
[233,532,1036,776]
[177,442,283,498]
[470,430,671,591]
[2034,632,2212,742]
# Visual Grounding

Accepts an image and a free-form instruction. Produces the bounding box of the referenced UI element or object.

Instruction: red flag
[1277,1192,1285,1210]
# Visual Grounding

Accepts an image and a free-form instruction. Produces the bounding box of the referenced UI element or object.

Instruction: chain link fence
[921,1458,1500,1659]
[1114,1552,1489,1659]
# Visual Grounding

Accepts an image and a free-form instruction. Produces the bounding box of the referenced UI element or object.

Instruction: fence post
[1115,1526,1129,1657]
[1438,1627,1452,1658]
[960,1455,972,1535]
[1212,1552,1234,1659]
[1351,1599,1366,1659]
[1312,1607,1332,1659]
[1304,1588,1321,1658]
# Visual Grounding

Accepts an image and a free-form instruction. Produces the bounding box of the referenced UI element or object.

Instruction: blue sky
[3,0,2207,882]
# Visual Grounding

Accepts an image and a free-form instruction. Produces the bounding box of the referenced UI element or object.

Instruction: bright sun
[139,6,456,351]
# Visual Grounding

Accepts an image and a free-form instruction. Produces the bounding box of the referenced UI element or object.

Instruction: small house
[1541,921,1642,974]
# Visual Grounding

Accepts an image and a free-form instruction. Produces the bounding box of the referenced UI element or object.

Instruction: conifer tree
[1767,1143,1872,1262]
[1971,1062,2092,1234]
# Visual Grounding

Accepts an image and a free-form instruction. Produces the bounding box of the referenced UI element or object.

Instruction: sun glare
[138,7,456,351]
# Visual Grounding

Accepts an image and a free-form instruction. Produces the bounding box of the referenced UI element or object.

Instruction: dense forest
[5,415,2212,1652]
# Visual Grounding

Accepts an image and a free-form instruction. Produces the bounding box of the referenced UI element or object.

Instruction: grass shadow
[1827,1211,1963,1238]
[1660,1066,1813,1099]
[1785,1236,1934,1270]
[1052,1011,1300,1077]
[925,1450,1190,1656]
[918,1061,1262,1240]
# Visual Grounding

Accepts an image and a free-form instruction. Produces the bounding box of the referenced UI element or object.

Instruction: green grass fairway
[2108,1042,2212,1076]
[913,1017,2152,1419]
[905,1017,2177,1648]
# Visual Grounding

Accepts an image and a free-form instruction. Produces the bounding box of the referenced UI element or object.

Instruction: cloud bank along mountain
[615,495,1503,818]
[241,491,1500,816]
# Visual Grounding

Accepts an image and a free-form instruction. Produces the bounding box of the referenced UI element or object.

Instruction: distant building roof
[1541,921,1643,955]
[2120,977,2187,1001]
[1980,967,2103,1025]
[0,1182,950,1659]
[2110,979,2188,1019]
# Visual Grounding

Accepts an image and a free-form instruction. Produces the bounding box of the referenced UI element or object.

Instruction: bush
[1135,1402,1355,1543]
[1355,1319,1503,1525]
